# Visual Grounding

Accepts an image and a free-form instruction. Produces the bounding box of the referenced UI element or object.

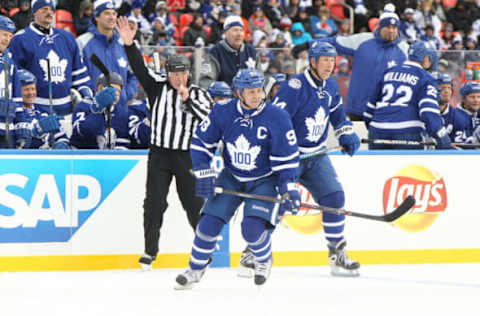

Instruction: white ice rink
[1,264,479,316]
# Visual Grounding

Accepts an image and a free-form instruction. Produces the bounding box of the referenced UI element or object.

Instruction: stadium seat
[203,25,211,37]
[56,9,77,36]
[326,0,345,20]
[180,25,189,39]
[9,8,19,17]
[442,0,458,10]
[179,13,193,29]
[169,14,178,27]
[368,18,379,32]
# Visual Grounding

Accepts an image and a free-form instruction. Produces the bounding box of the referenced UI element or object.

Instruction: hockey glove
[335,122,360,156]
[433,127,454,149]
[474,125,480,143]
[32,115,60,137]
[78,86,94,102]
[193,168,216,199]
[0,98,17,119]
[92,87,117,114]
[53,142,69,150]
[15,123,32,148]
[278,182,301,216]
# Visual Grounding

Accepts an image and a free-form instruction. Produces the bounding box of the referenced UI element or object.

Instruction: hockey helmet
[433,72,453,86]
[96,72,124,88]
[232,69,265,93]
[208,81,233,98]
[308,40,337,61]
[165,55,191,73]
[460,81,480,98]
[408,40,437,70]
[0,16,16,34]
[18,69,37,86]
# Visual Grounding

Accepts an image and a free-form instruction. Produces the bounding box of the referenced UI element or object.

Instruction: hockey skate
[238,247,255,278]
[139,253,156,271]
[254,258,272,286]
[328,240,360,277]
[175,268,207,290]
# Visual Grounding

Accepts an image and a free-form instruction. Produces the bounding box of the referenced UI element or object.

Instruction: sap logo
[0,158,138,243]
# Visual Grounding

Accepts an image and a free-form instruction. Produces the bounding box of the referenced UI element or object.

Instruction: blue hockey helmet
[232,69,265,93]
[408,40,437,70]
[18,69,37,86]
[433,72,453,86]
[308,40,337,61]
[208,81,233,98]
[271,73,287,87]
[460,81,480,98]
[96,72,124,88]
[0,16,16,34]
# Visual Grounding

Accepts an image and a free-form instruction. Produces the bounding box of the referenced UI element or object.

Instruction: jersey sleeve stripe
[270,151,299,161]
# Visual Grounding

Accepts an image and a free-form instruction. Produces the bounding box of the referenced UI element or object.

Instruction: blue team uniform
[70,101,130,149]
[273,69,352,244]
[191,98,299,225]
[441,104,456,138]
[364,61,442,148]
[450,105,479,144]
[9,24,92,116]
[128,99,150,149]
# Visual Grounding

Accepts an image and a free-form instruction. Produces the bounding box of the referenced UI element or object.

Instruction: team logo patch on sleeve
[288,78,301,89]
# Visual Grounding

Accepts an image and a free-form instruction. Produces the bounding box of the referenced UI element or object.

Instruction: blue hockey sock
[241,216,272,263]
[319,191,345,246]
[189,214,224,270]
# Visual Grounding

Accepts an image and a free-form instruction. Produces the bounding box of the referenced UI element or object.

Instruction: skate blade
[140,263,153,271]
[330,266,360,277]
[237,265,254,278]
[174,282,194,290]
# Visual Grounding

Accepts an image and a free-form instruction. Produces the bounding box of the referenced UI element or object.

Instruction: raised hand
[116,16,137,46]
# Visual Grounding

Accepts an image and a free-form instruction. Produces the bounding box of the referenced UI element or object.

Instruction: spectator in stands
[464,36,480,65]
[420,24,441,50]
[334,58,351,78]
[252,29,268,48]
[278,16,293,45]
[153,1,175,39]
[310,5,337,39]
[77,0,138,107]
[291,22,312,46]
[11,0,33,30]
[183,13,208,47]
[337,19,351,36]
[440,23,455,50]
[257,49,272,73]
[399,8,420,44]
[293,7,311,34]
[74,0,93,36]
[249,6,273,34]
[269,33,288,54]
[208,10,227,45]
[198,15,257,89]
[286,0,300,20]
[413,0,441,38]
[263,0,285,29]
[447,0,479,35]
[128,0,151,42]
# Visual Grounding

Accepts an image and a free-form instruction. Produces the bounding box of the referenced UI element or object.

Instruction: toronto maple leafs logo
[387,60,397,68]
[118,57,127,68]
[245,57,256,69]
[39,50,67,84]
[226,134,261,171]
[305,107,328,143]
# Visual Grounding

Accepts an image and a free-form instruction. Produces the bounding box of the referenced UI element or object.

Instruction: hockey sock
[189,214,224,270]
[241,216,272,263]
[319,191,346,246]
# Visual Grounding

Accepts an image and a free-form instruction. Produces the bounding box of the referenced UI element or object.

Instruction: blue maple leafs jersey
[70,101,130,149]
[191,99,299,186]
[128,99,150,149]
[14,105,69,149]
[9,25,92,116]
[0,50,23,139]
[441,104,456,139]
[272,69,348,153]
[365,61,442,136]
[450,105,480,144]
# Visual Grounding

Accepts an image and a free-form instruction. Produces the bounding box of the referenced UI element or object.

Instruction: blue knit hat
[224,15,244,31]
[379,12,399,28]
[31,0,55,14]
[94,0,115,17]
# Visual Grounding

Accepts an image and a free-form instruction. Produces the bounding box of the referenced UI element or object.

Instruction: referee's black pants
[143,146,204,257]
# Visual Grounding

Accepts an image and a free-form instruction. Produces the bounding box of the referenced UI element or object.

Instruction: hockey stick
[361,138,480,149]
[89,54,112,149]
[3,61,11,148]
[46,58,56,149]
[214,187,415,222]
[299,146,343,159]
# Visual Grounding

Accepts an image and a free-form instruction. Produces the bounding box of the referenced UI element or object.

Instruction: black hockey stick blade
[89,53,110,85]
[378,195,415,222]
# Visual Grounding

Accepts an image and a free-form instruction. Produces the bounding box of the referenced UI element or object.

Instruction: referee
[117,16,213,270]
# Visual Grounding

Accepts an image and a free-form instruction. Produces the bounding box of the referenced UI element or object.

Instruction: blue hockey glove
[15,123,32,148]
[433,127,454,149]
[33,115,60,137]
[53,141,69,149]
[0,98,17,119]
[278,182,301,216]
[335,122,360,156]
[78,86,94,102]
[92,87,117,114]
[193,168,216,199]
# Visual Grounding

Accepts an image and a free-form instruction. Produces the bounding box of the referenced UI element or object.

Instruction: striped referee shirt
[124,44,212,150]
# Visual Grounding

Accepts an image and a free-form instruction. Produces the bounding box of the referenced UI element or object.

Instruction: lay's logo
[383,165,447,232]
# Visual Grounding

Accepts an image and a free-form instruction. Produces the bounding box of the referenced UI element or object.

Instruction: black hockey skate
[139,253,156,271]
[254,258,272,286]
[238,246,255,278]
[328,240,360,277]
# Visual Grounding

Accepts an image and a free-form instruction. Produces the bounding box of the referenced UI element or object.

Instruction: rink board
[0,150,479,271]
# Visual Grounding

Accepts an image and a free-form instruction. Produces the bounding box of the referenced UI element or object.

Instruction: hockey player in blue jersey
[0,16,23,148]
[207,81,232,103]
[451,82,480,144]
[364,40,452,150]
[128,85,150,149]
[14,69,69,149]
[9,0,93,123]
[271,41,361,276]
[266,73,287,101]
[175,69,300,289]
[433,73,456,137]
[70,72,130,149]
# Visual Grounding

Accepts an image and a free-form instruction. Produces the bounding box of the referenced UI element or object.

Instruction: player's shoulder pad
[264,102,292,121]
